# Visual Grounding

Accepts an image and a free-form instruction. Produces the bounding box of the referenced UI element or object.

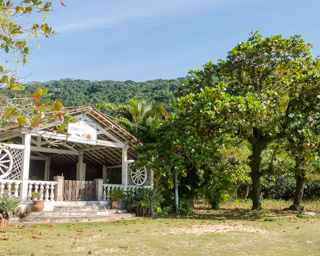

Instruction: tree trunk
[251,172,262,210]
[210,200,220,209]
[244,183,250,199]
[294,174,305,206]
[174,171,179,215]
[249,140,269,210]
[289,173,305,210]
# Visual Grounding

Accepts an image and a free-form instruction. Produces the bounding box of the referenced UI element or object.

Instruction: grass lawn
[1,201,320,256]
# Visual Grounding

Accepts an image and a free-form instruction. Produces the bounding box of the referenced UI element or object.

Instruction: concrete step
[12,201,134,225]
[50,200,110,207]
[14,212,135,225]
[53,205,109,211]
[29,210,111,217]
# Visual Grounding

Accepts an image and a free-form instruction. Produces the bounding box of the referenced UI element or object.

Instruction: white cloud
[55,0,257,33]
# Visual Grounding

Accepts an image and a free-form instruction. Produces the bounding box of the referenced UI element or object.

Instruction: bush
[304,180,320,200]
[124,187,163,216]
[260,173,296,200]
[260,174,320,201]
[178,198,195,216]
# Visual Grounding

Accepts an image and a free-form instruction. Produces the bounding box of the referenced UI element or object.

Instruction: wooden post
[102,165,107,183]
[54,176,64,201]
[76,155,86,181]
[44,158,51,181]
[122,146,128,186]
[20,133,31,201]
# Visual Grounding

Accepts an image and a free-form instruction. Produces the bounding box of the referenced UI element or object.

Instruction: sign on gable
[67,121,97,145]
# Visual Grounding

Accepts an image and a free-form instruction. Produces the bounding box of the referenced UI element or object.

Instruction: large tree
[285,112,320,209]
[176,32,320,209]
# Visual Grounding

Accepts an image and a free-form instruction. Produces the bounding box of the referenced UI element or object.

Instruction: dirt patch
[168,223,271,235]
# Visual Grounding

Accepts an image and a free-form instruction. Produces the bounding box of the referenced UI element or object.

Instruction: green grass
[1,201,320,256]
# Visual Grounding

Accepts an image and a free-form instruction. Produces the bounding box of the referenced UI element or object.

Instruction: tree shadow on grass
[158,204,300,222]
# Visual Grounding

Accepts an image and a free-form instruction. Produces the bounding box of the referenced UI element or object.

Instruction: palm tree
[100,98,168,141]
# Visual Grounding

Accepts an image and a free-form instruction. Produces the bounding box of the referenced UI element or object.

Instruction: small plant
[17,209,31,220]
[313,201,320,211]
[0,194,21,224]
[31,191,41,200]
[109,188,124,201]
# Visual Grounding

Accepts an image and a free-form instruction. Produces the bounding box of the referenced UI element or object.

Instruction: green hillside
[32,77,187,110]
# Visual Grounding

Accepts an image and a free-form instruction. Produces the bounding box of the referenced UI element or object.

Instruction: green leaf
[37,87,43,96]
[11,85,25,91]
[43,2,51,9]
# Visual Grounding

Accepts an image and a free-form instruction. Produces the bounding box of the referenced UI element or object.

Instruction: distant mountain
[33,78,187,110]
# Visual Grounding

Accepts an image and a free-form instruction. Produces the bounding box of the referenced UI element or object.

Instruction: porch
[0,105,152,210]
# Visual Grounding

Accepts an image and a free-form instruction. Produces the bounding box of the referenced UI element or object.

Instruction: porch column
[95,179,104,200]
[76,154,86,181]
[20,133,31,201]
[121,146,128,186]
[102,165,107,183]
[44,158,51,181]
[54,175,64,201]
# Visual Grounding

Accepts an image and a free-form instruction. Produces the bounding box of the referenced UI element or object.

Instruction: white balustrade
[0,180,22,198]
[102,184,152,200]
[26,180,57,201]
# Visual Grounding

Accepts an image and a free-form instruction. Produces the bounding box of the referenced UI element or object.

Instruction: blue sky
[20,0,320,82]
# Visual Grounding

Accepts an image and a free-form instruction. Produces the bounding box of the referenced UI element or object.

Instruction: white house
[0,105,152,209]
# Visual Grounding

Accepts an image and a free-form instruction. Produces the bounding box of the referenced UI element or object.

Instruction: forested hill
[35,77,187,108]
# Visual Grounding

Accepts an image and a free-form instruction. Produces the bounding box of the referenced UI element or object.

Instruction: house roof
[0,105,141,167]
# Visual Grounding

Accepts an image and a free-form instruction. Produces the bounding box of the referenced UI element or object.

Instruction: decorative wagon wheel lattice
[0,148,13,179]
[129,166,148,186]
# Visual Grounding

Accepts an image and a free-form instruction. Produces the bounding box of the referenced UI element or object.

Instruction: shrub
[0,194,21,223]
[124,187,163,216]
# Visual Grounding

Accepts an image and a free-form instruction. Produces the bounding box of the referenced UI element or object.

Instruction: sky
[16,0,320,82]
